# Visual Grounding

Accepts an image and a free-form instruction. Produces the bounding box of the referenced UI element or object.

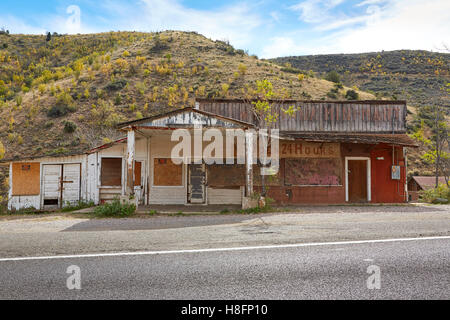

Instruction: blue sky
[1,0,449,58]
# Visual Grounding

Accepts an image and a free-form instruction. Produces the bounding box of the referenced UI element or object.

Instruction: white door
[42,164,81,208]
[43,165,62,208]
[62,164,81,206]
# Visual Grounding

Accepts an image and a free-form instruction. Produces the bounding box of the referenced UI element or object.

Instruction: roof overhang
[282,132,419,147]
[117,107,255,131]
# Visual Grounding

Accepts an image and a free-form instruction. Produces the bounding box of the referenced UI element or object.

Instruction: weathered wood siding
[198,100,407,133]
[8,154,87,211]
[207,187,243,205]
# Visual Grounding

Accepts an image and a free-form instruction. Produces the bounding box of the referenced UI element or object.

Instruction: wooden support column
[245,129,254,197]
[126,128,135,197]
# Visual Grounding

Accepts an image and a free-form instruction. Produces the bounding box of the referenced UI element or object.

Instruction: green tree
[244,80,299,200]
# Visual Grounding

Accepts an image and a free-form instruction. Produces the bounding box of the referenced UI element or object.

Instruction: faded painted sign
[285,158,342,186]
[280,142,340,158]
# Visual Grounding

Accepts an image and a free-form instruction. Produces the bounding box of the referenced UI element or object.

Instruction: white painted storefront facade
[7,108,251,211]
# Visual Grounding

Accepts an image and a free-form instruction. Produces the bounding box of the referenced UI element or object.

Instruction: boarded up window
[12,162,40,196]
[101,158,122,186]
[207,164,245,187]
[285,158,342,186]
[134,161,142,186]
[153,158,182,186]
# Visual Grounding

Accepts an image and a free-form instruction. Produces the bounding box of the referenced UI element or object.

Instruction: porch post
[245,129,254,197]
[126,128,135,197]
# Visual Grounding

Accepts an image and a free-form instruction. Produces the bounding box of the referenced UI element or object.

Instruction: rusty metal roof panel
[282,132,419,147]
[411,176,447,190]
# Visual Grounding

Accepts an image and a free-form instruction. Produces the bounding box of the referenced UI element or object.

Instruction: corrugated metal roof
[410,176,448,190]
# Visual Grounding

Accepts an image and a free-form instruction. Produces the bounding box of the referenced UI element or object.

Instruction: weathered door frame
[345,157,371,202]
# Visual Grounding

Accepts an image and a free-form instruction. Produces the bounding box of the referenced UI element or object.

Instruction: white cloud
[290,0,345,23]
[261,37,305,58]
[262,0,450,57]
[108,0,263,49]
[0,15,45,34]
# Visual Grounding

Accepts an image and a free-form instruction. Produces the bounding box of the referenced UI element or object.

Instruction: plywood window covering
[101,158,122,186]
[207,164,245,187]
[12,162,40,196]
[153,158,182,186]
[134,161,142,186]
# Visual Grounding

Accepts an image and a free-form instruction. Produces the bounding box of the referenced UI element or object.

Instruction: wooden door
[61,163,81,206]
[134,161,144,204]
[348,160,367,203]
[43,164,62,208]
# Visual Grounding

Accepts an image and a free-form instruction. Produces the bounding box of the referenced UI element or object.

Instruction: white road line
[1,235,449,262]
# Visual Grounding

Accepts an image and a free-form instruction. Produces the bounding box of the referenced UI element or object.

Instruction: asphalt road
[1,205,449,258]
[0,237,448,299]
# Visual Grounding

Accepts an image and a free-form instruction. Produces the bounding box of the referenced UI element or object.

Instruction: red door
[348,160,367,203]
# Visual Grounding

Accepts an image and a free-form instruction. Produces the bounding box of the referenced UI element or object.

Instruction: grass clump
[94,198,136,217]
[61,200,95,212]
[1,207,42,215]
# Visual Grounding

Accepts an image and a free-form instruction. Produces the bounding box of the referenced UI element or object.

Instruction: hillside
[271,50,450,109]
[0,30,374,162]
[272,50,450,176]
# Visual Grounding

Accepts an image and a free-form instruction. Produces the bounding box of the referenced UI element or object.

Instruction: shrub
[47,103,75,117]
[345,89,359,100]
[63,121,77,133]
[105,79,127,91]
[419,184,450,203]
[327,91,337,99]
[238,63,247,75]
[325,70,340,83]
[94,199,136,217]
[61,200,95,212]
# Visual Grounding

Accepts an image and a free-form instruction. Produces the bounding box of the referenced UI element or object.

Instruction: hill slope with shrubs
[0,30,375,162]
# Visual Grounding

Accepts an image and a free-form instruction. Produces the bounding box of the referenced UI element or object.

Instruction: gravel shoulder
[0,204,448,258]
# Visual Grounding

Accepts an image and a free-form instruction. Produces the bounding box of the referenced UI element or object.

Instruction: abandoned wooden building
[2,99,418,211]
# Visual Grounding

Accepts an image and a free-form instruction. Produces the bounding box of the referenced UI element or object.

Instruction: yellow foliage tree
[0,141,5,160]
